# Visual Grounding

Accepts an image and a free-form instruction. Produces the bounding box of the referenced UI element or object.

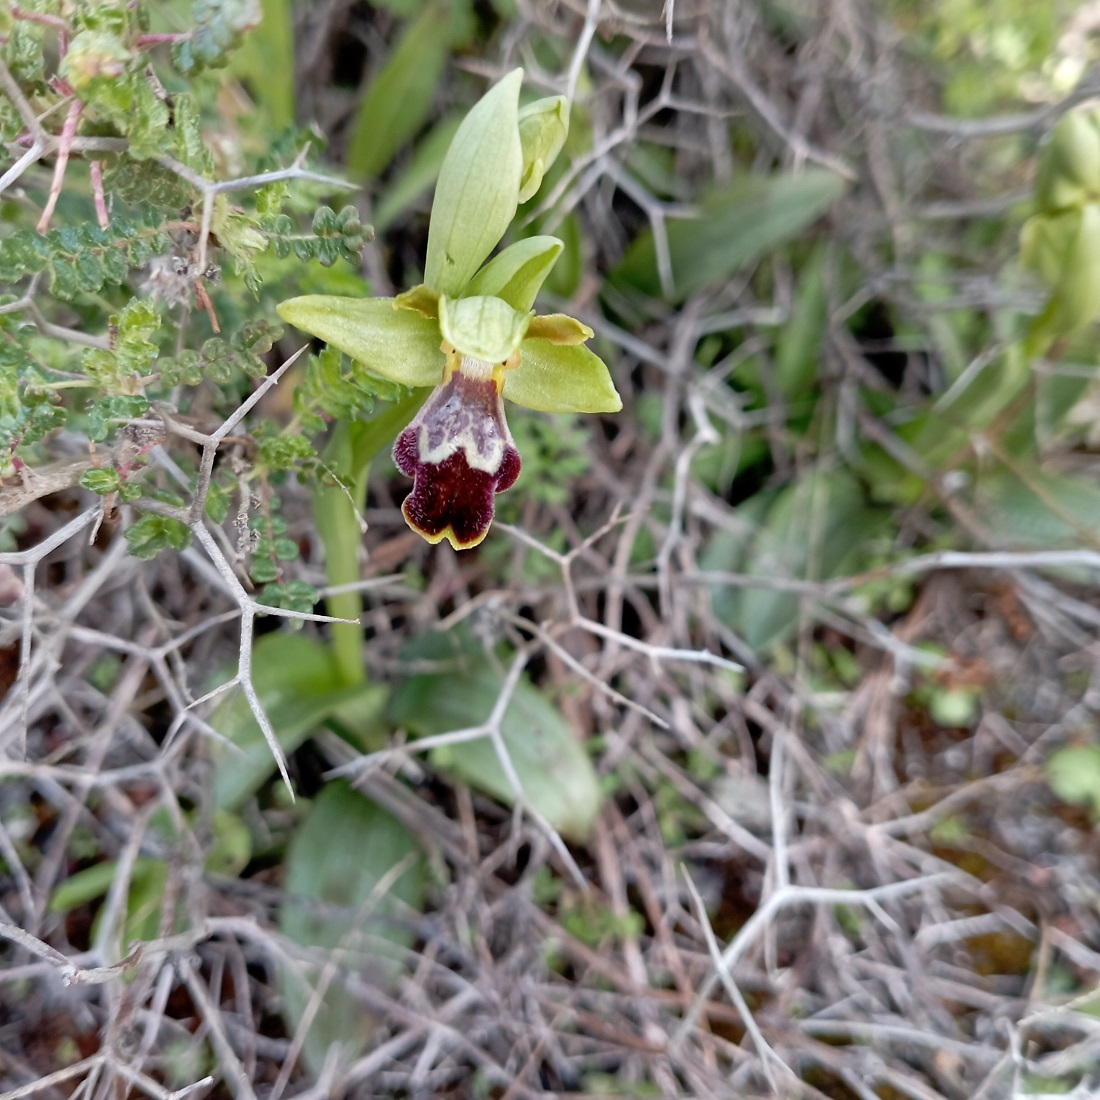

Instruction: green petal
[394,284,440,318]
[507,339,622,414]
[462,236,563,311]
[438,294,530,363]
[424,69,524,297]
[526,312,592,345]
[277,295,444,387]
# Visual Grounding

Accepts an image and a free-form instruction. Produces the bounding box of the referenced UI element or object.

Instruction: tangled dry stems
[3,0,1100,1098]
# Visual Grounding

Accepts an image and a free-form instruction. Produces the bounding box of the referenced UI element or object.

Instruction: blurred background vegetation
[3,0,1100,1097]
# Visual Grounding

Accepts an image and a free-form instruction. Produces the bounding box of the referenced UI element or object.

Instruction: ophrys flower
[278,69,620,548]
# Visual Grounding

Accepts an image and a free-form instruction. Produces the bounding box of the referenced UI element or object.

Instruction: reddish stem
[11,6,68,32]
[90,161,109,229]
[36,99,83,235]
[194,279,221,334]
[135,33,191,47]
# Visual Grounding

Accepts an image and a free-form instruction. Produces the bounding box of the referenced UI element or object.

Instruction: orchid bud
[517,95,569,202]
[1036,108,1100,214]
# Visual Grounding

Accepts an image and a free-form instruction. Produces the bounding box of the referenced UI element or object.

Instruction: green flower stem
[315,391,427,686]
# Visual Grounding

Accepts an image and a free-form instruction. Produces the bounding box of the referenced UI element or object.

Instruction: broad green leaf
[613,169,846,301]
[211,633,387,809]
[507,339,621,414]
[1047,745,1100,819]
[424,68,523,296]
[462,236,563,311]
[388,632,602,840]
[774,245,826,401]
[973,466,1100,551]
[703,469,880,652]
[346,3,452,180]
[279,782,425,1077]
[373,113,463,233]
[277,295,444,387]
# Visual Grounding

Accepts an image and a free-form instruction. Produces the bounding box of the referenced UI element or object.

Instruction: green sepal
[526,312,593,345]
[277,295,444,387]
[438,294,530,363]
[462,236,563,311]
[517,95,569,203]
[424,68,524,297]
[506,340,622,414]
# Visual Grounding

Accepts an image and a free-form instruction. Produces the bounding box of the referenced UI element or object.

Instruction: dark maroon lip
[392,363,521,549]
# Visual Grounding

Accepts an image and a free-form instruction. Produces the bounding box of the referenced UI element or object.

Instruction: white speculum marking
[417,356,512,473]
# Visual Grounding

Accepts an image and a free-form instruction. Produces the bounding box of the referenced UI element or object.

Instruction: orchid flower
[278,69,620,549]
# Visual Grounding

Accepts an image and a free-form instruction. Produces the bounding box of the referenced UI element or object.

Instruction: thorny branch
[4,1,1100,1098]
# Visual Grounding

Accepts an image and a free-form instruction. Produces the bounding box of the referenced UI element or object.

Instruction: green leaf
[277,295,444,387]
[206,809,252,877]
[124,514,191,560]
[279,781,425,1077]
[774,245,827,401]
[346,2,452,180]
[73,251,105,293]
[973,466,1100,550]
[388,632,602,840]
[539,211,583,299]
[210,633,386,809]
[373,113,463,233]
[424,68,524,297]
[462,236,563,312]
[173,0,262,74]
[50,856,168,945]
[50,859,138,916]
[1047,745,1100,819]
[506,339,621,414]
[249,557,278,584]
[702,468,881,653]
[126,74,173,160]
[229,0,295,129]
[49,809,251,943]
[613,169,846,301]
[80,468,122,495]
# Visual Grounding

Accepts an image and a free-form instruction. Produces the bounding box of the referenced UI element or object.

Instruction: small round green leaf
[80,467,122,494]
